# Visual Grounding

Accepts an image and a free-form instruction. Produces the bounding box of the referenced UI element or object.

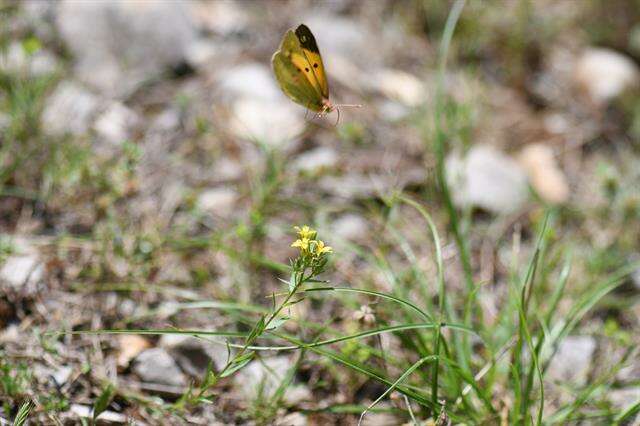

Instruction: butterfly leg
[333,107,341,126]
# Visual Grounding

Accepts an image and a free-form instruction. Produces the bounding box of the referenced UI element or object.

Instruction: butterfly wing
[294,24,329,99]
[272,30,324,112]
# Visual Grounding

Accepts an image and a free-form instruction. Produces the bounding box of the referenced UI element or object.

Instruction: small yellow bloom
[294,225,317,240]
[291,237,310,251]
[314,240,332,255]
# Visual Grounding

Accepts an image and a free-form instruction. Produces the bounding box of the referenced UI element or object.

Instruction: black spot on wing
[295,24,320,53]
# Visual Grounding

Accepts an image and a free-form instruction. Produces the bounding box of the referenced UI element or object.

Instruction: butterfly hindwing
[294,24,329,99]
[272,30,324,112]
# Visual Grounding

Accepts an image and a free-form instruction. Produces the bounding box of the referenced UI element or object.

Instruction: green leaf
[220,352,255,378]
[13,400,33,426]
[265,316,290,331]
[93,383,115,420]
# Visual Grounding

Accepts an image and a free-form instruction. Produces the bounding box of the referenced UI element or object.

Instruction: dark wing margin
[295,24,321,53]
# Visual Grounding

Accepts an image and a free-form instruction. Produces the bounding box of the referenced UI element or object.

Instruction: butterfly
[272,24,360,121]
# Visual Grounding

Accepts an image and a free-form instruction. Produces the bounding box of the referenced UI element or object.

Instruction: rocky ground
[1,0,639,425]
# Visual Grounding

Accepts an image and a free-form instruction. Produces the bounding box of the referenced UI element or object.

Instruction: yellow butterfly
[272,24,359,120]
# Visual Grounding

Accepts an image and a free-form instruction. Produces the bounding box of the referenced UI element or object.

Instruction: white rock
[234,356,293,401]
[0,254,44,288]
[52,366,73,387]
[518,144,569,204]
[332,214,368,241]
[0,42,58,76]
[546,336,596,385]
[159,334,226,376]
[608,387,640,410]
[190,1,248,35]
[574,48,638,104]
[632,265,640,290]
[230,98,305,148]
[42,81,100,136]
[303,15,367,57]
[446,145,529,214]
[69,404,128,423]
[93,102,140,147]
[185,39,218,69]
[377,100,410,122]
[371,69,427,107]
[218,63,282,102]
[276,412,307,426]
[133,348,186,386]
[319,174,379,199]
[197,187,238,216]
[294,147,338,173]
[56,0,197,96]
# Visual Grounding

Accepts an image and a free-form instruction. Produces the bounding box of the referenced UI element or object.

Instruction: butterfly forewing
[294,24,329,99]
[272,30,324,112]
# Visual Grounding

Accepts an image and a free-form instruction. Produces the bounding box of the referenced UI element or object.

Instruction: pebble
[42,81,100,137]
[0,254,44,289]
[229,98,305,148]
[117,335,151,368]
[331,214,368,241]
[546,335,596,385]
[218,63,282,102]
[133,348,187,387]
[160,334,227,376]
[56,0,197,96]
[196,187,238,217]
[93,102,140,148]
[446,145,529,214]
[235,356,298,401]
[293,147,339,174]
[371,69,427,107]
[574,48,638,104]
[518,144,569,204]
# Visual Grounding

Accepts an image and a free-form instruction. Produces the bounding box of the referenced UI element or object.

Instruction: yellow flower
[314,240,332,255]
[291,237,310,251]
[294,225,317,240]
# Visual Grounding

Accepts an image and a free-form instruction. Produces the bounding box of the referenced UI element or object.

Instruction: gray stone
[574,48,638,105]
[197,187,238,217]
[56,0,197,96]
[69,404,128,423]
[0,254,44,289]
[0,42,58,76]
[318,174,378,199]
[332,214,368,241]
[133,348,186,386]
[159,334,227,376]
[52,366,73,387]
[370,68,427,107]
[234,356,292,400]
[446,145,529,214]
[293,147,339,174]
[229,98,305,148]
[547,336,596,385]
[189,1,249,35]
[93,102,140,148]
[608,387,640,410]
[42,81,100,136]
[218,63,281,102]
[303,15,368,57]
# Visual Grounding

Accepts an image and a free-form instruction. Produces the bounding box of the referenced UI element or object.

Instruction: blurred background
[1,0,640,424]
